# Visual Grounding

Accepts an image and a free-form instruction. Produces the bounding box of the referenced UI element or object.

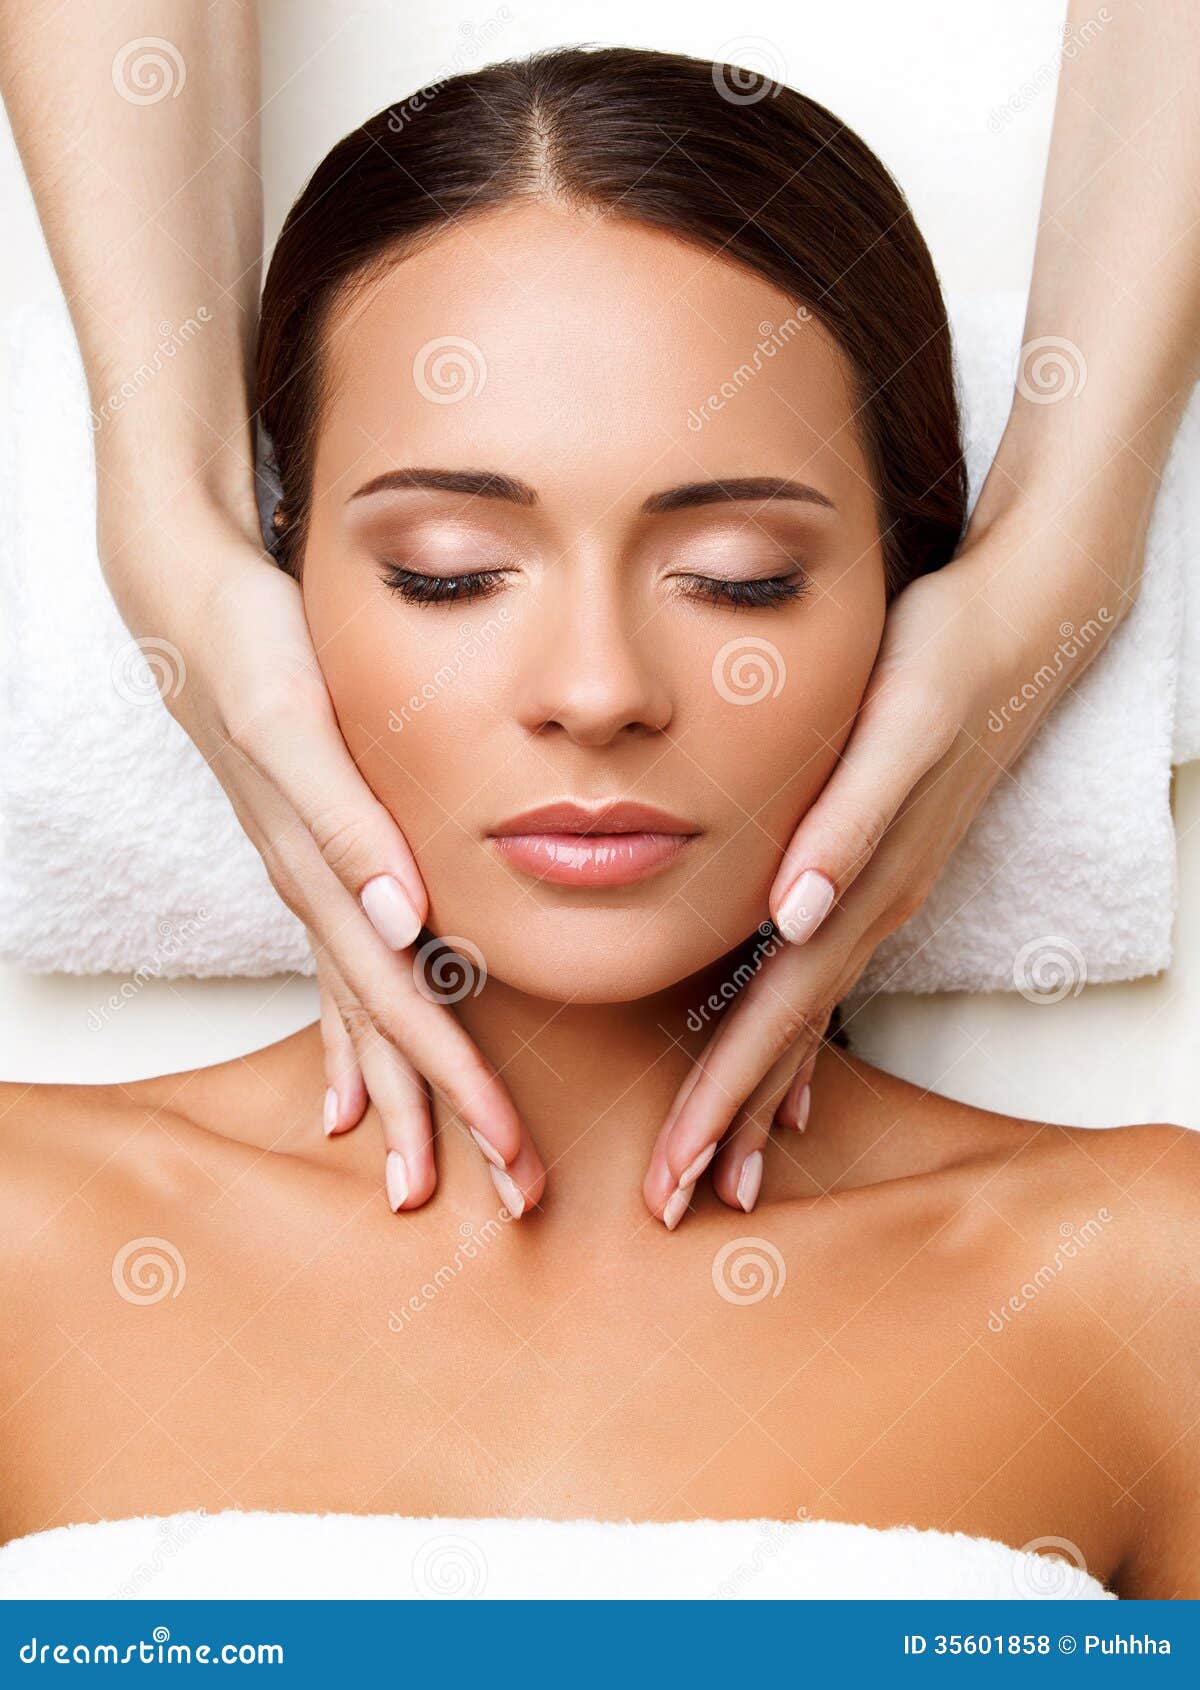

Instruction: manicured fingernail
[489,1165,525,1218]
[679,1142,716,1187]
[736,1151,764,1213]
[323,1087,340,1136]
[469,1126,506,1170]
[776,870,835,945]
[662,1183,694,1231]
[795,1082,811,1132]
[385,1149,409,1211]
[360,874,422,950]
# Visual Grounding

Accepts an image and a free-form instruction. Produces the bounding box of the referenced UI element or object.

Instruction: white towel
[0,1510,1116,1600]
[0,292,1195,989]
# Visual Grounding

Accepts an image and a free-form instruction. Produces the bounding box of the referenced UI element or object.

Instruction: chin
[424,900,759,1007]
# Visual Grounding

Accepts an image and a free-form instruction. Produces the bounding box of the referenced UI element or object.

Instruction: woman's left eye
[380,565,507,606]
[677,572,810,610]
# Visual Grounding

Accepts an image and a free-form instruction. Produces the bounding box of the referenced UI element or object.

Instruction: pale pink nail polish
[662,1183,694,1231]
[323,1087,339,1136]
[776,869,835,945]
[736,1150,763,1213]
[489,1165,525,1218]
[469,1126,506,1170]
[360,874,422,950]
[386,1149,409,1212]
[795,1083,812,1132]
[680,1142,716,1187]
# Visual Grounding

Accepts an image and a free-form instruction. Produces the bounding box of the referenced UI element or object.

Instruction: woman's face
[301,202,886,1002]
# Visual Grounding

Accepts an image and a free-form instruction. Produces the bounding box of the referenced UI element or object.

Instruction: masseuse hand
[115,501,542,1217]
[646,0,1200,1225]
[0,1,539,1217]
[646,504,1075,1221]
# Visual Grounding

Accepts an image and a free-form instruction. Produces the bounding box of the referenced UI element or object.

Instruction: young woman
[1,49,1196,1600]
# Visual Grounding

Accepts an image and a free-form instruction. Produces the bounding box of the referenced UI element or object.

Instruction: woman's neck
[446,970,715,1209]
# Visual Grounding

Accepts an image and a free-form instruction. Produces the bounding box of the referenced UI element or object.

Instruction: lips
[487,801,700,888]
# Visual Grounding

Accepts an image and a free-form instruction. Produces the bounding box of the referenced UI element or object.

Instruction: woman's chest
[5,1215,1128,1583]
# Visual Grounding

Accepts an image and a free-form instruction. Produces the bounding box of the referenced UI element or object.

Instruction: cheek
[694,584,884,845]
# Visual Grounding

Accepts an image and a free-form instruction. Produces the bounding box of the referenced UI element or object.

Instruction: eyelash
[379,565,810,610]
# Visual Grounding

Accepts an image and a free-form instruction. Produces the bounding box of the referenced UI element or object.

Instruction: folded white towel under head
[0,292,1196,988]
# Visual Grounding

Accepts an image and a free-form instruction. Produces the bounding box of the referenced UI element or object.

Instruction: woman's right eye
[380,565,509,606]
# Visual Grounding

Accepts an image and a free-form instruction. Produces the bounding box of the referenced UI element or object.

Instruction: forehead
[313,201,871,513]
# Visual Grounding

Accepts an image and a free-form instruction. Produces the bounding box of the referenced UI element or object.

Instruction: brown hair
[257,45,966,588]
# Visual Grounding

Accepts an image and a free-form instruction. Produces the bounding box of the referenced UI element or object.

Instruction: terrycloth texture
[0,1511,1116,1600]
[0,292,1196,987]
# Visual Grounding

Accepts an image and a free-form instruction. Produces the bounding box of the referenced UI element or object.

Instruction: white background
[2,0,1197,1129]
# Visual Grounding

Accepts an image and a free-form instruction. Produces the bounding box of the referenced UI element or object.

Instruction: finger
[319,952,437,1208]
[773,1039,822,1132]
[651,930,850,1196]
[316,956,367,1135]
[711,1051,799,1213]
[477,1124,546,1221]
[769,686,950,945]
[230,683,429,946]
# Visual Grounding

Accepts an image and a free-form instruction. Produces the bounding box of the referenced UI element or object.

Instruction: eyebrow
[347,468,836,513]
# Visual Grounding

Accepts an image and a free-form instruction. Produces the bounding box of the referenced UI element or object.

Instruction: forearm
[0,0,262,559]
[967,0,1200,622]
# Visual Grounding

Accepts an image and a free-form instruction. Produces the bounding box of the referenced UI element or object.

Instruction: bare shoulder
[0,1078,203,1293]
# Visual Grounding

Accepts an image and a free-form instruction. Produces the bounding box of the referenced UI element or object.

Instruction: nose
[514,564,672,746]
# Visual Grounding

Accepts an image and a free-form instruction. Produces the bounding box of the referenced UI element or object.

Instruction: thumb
[769,697,947,943]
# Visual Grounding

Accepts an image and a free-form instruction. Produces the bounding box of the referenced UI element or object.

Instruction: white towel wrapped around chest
[0,291,1196,988]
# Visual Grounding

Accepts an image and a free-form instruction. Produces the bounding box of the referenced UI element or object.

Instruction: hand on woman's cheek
[300,203,887,1004]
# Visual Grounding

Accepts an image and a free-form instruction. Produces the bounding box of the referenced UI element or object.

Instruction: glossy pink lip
[488,801,700,888]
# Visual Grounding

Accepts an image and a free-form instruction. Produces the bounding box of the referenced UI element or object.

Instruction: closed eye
[380,564,508,606]
[677,572,810,610]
